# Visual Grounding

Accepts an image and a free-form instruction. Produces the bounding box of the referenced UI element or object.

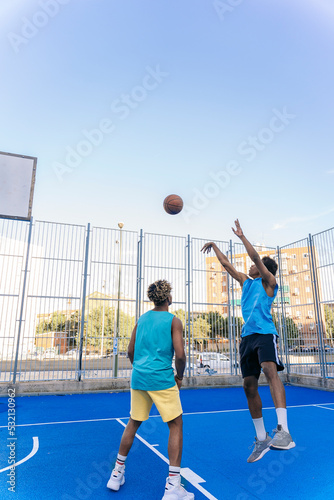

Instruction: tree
[324,305,334,343]
[192,317,211,349]
[272,312,299,347]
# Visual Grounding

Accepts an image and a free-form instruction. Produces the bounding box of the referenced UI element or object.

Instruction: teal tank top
[131,310,175,391]
[241,277,278,337]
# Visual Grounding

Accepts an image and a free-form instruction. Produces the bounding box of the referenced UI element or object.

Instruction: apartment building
[205,246,325,347]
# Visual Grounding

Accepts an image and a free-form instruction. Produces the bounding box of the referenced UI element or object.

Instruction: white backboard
[0,151,37,221]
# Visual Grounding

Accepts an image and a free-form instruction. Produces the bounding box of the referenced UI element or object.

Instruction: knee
[262,364,278,382]
[243,379,258,399]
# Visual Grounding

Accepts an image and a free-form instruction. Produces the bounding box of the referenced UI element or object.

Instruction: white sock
[276,408,289,433]
[116,453,127,468]
[169,466,181,479]
[252,417,267,441]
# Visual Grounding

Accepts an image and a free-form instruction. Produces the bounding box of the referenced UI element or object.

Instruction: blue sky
[1,0,334,246]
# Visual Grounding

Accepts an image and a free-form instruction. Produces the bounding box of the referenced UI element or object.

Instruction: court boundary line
[116,418,218,500]
[0,437,39,473]
[313,404,334,411]
[1,402,333,429]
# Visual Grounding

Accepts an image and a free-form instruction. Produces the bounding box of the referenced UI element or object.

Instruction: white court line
[116,418,218,500]
[0,402,333,429]
[314,404,334,411]
[0,437,39,473]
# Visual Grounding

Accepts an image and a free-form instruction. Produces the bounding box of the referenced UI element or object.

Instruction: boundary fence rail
[1,219,333,384]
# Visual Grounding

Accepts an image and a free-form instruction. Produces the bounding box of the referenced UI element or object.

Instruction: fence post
[228,240,237,374]
[277,246,290,374]
[308,234,326,379]
[12,218,33,385]
[77,223,90,382]
[186,235,192,378]
[136,229,143,322]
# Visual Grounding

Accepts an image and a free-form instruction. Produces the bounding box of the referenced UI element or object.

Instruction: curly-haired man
[107,279,194,500]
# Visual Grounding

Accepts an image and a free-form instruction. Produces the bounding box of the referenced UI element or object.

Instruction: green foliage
[192,317,211,346]
[85,305,134,353]
[36,311,68,335]
[324,305,334,341]
[272,312,299,346]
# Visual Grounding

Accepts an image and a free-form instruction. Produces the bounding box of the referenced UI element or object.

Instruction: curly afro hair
[147,279,172,306]
[262,256,278,276]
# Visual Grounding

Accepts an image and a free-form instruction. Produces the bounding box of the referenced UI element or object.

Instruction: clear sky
[1,0,334,246]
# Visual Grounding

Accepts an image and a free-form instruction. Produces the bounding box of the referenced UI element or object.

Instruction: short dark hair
[147,280,172,306]
[262,256,278,276]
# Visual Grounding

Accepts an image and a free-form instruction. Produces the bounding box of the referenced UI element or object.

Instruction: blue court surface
[1,385,334,500]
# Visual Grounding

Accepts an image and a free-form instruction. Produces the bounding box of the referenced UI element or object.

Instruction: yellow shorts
[130,385,182,423]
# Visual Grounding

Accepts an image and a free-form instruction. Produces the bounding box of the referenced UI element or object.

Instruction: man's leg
[243,375,271,463]
[167,414,183,467]
[261,361,286,408]
[107,417,142,491]
[118,418,142,456]
[261,361,295,449]
[162,414,194,499]
[243,375,262,419]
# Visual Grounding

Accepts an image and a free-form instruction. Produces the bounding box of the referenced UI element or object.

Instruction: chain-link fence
[1,218,333,383]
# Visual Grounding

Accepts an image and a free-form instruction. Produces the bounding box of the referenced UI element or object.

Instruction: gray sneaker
[247,433,271,463]
[270,425,296,450]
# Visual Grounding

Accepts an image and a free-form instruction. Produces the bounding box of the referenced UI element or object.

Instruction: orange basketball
[163,194,183,215]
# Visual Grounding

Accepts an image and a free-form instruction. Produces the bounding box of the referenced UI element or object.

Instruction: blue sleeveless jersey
[241,277,278,337]
[131,310,175,391]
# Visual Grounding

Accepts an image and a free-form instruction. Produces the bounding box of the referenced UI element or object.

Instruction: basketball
[163,194,183,215]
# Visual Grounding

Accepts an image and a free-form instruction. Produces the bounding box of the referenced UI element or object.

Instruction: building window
[303,264,308,270]
[293,276,298,282]
[211,263,216,269]
[304,275,309,281]
[303,253,309,258]
[291,254,296,259]
[307,310,313,318]
[307,298,312,304]
[296,311,301,318]
[306,287,311,293]
[294,288,299,295]
[295,299,300,305]
[212,293,216,298]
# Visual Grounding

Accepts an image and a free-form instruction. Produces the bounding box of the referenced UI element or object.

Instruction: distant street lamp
[113,222,124,377]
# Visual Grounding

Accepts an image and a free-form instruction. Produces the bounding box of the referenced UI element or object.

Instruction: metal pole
[230,240,237,375]
[277,246,290,374]
[136,229,143,322]
[101,280,106,357]
[308,234,326,378]
[77,223,90,382]
[13,218,33,385]
[113,223,123,378]
[186,235,192,377]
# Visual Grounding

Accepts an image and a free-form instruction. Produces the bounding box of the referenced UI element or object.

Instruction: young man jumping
[107,279,194,499]
[202,219,295,463]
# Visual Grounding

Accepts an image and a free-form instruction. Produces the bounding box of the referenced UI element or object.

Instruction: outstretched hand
[232,219,244,238]
[201,242,215,254]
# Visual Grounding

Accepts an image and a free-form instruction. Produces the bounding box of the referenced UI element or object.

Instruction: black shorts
[240,333,284,379]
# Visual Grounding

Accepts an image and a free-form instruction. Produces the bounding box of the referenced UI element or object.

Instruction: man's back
[131,310,175,391]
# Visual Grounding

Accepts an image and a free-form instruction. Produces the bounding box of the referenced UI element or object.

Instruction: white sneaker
[162,476,195,499]
[107,464,125,491]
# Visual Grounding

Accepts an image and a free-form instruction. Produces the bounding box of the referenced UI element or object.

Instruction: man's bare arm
[201,242,248,286]
[127,324,137,364]
[171,317,186,388]
[232,219,276,288]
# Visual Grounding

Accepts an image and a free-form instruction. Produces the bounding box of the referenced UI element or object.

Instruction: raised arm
[171,317,186,389]
[201,242,248,286]
[232,219,276,289]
